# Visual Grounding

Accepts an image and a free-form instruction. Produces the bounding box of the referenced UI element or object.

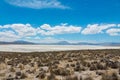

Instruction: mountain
[56,41,70,45]
[0,40,120,46]
[12,40,35,44]
[99,42,120,46]
[55,41,120,46]
[0,40,34,44]
[76,42,98,45]
[39,41,70,45]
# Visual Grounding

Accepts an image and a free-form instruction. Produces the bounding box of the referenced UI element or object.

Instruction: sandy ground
[0,45,120,52]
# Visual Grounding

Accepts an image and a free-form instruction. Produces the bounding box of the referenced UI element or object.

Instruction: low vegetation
[0,49,120,80]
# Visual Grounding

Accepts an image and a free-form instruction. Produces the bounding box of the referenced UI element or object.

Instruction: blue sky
[0,0,120,43]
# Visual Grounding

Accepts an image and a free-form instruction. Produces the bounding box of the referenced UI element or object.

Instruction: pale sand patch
[0,45,120,52]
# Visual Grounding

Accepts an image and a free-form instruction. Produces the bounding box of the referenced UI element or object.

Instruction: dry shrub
[65,75,78,80]
[101,72,118,80]
[84,76,93,80]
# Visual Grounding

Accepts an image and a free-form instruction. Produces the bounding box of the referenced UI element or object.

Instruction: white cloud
[118,24,120,27]
[0,23,37,41]
[38,37,61,43]
[0,25,2,28]
[81,24,116,35]
[39,24,82,35]
[41,24,51,30]
[1,24,37,37]
[106,28,120,36]
[11,24,36,37]
[0,23,81,41]
[5,0,69,9]
[0,31,19,41]
[1,23,120,42]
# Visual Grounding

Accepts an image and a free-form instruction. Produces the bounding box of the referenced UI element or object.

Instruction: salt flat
[0,45,120,52]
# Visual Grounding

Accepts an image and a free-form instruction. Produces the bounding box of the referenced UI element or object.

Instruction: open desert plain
[0,46,120,80]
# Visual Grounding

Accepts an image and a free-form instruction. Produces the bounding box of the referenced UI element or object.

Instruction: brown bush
[101,72,118,80]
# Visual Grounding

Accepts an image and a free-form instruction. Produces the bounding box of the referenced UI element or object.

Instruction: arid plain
[0,45,120,80]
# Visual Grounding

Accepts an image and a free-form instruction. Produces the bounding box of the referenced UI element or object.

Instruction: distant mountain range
[0,40,120,46]
[0,40,34,44]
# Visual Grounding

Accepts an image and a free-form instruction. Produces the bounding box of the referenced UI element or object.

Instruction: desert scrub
[101,72,119,80]
[36,72,46,79]
[0,49,120,80]
[118,68,120,75]
[0,73,5,77]
[70,64,75,67]
[47,73,56,80]
[52,68,71,76]
[84,76,93,80]
[90,64,97,71]
[106,61,119,69]
[96,63,107,70]
[96,71,104,75]
[65,75,78,80]
[74,65,80,72]
[9,67,15,72]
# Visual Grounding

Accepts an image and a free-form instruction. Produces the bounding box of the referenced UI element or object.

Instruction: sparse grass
[101,72,119,80]
[84,76,93,80]
[0,49,120,80]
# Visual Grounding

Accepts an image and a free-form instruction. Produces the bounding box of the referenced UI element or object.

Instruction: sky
[0,0,120,43]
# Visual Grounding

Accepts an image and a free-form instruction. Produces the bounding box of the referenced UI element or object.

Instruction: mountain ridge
[0,40,120,46]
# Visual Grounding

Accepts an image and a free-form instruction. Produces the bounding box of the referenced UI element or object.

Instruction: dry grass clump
[47,73,56,80]
[101,72,119,80]
[65,75,78,80]
[84,76,93,80]
[51,67,72,77]
[118,68,120,75]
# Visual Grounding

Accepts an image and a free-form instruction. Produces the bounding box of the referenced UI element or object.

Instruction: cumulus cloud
[5,0,69,9]
[106,28,120,36]
[0,31,19,41]
[81,24,116,35]
[0,26,2,28]
[39,24,82,35]
[118,24,120,27]
[0,24,37,41]
[11,24,36,37]
[1,24,36,37]
[0,23,81,41]
[1,23,120,42]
